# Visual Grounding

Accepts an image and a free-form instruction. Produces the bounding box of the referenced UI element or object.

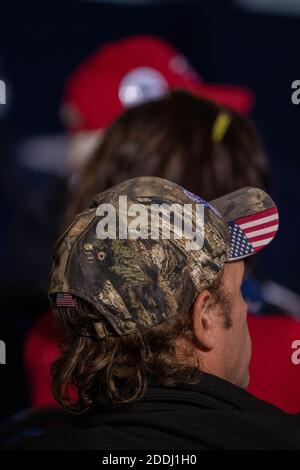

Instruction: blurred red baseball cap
[62,35,254,132]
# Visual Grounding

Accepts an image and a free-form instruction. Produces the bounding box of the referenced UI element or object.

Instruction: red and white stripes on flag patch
[56,293,75,307]
[234,206,279,252]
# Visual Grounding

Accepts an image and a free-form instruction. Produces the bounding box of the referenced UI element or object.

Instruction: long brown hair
[65,90,270,226]
[51,275,230,413]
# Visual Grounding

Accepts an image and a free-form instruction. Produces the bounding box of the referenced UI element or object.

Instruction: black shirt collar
[143,372,284,415]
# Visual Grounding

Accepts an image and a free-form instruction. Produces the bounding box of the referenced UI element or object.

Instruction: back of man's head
[49,177,278,412]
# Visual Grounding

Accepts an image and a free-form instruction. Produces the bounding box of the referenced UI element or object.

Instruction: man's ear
[192,290,219,351]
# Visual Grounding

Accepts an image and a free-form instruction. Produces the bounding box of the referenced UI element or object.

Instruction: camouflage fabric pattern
[49,177,229,336]
[210,187,274,222]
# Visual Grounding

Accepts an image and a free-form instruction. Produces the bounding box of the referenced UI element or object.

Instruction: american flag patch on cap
[229,206,279,260]
[56,293,75,307]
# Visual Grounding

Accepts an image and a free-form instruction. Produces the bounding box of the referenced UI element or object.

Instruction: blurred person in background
[62,35,252,176]
[65,90,267,222]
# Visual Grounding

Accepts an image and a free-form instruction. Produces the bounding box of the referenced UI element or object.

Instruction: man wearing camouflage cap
[16,177,300,450]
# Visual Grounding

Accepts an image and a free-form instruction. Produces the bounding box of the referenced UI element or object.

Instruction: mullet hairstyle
[51,273,232,413]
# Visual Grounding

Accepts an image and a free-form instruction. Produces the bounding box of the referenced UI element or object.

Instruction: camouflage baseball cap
[49,177,279,338]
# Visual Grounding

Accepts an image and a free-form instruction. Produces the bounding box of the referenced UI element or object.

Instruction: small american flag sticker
[56,293,75,307]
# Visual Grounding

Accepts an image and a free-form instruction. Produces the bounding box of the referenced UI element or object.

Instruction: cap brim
[210,187,279,261]
[187,81,254,115]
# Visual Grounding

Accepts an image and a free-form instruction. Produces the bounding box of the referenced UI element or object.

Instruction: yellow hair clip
[212,112,232,143]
